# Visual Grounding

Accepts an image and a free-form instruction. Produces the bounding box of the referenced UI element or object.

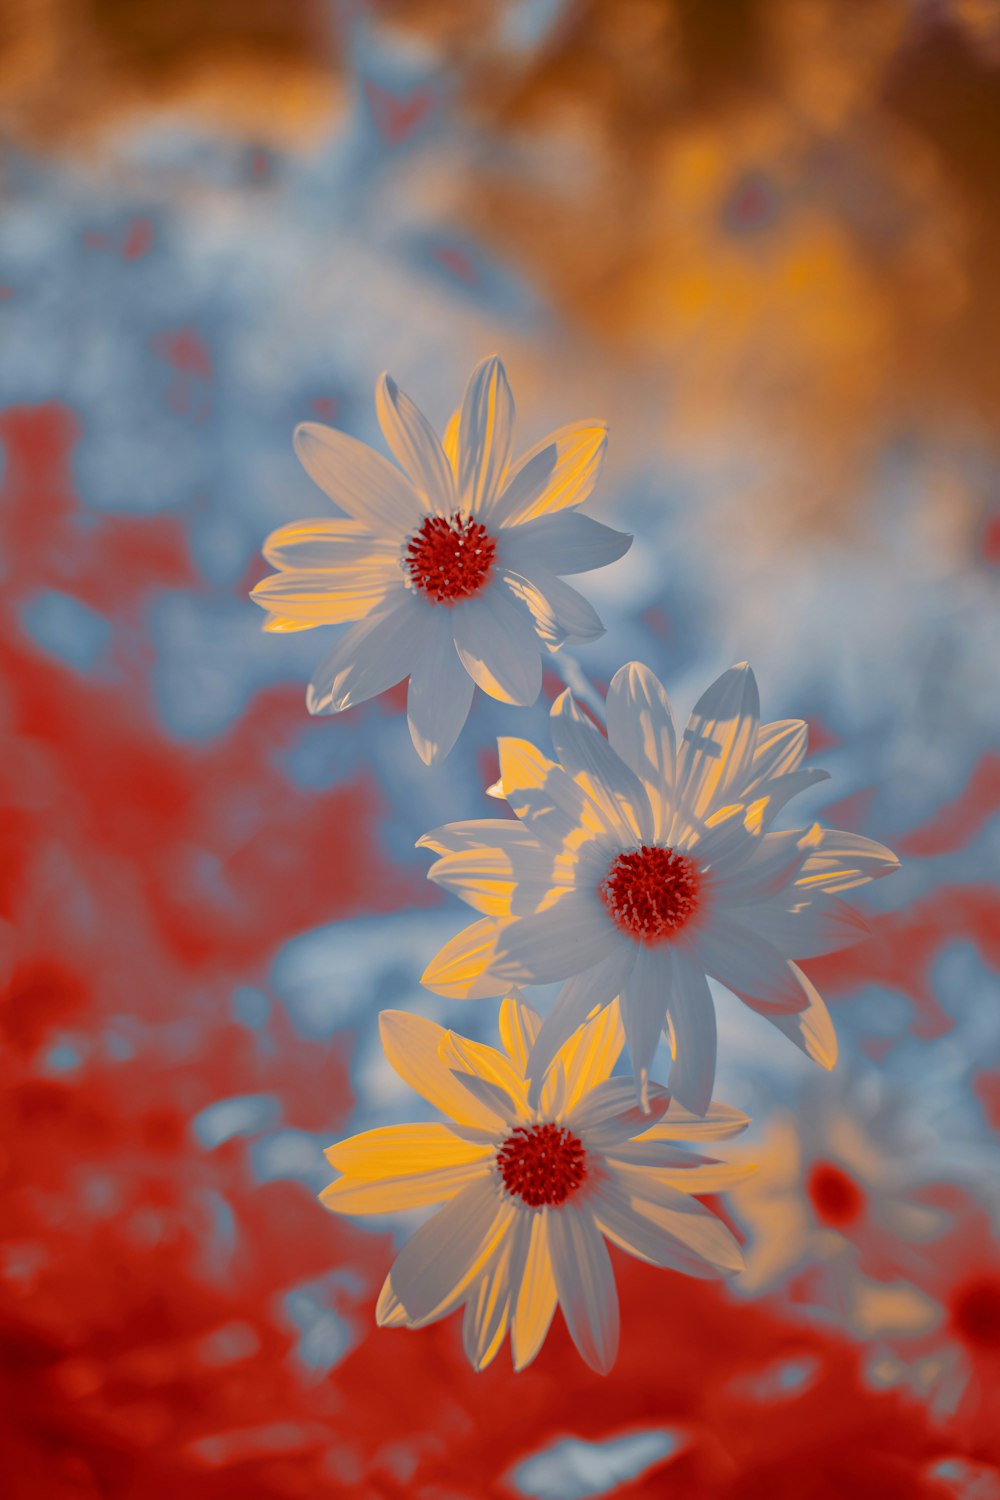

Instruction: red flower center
[405,511,496,604]
[496,1123,588,1208]
[598,845,701,942]
[806,1161,865,1228]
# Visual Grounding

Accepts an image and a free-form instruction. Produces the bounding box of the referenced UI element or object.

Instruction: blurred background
[2,1,1000,1495]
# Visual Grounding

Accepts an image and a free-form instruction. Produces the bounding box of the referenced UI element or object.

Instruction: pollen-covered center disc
[405,511,497,604]
[599,844,701,942]
[496,1122,588,1208]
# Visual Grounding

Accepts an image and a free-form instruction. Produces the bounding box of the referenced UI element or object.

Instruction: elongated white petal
[251,562,400,625]
[612,1164,745,1271]
[439,1030,528,1114]
[497,737,617,851]
[378,1010,508,1128]
[744,768,831,832]
[306,600,430,715]
[606,663,677,842]
[763,961,838,1069]
[294,421,422,539]
[320,1159,490,1215]
[502,566,606,648]
[512,1210,558,1371]
[633,1099,750,1142]
[417,817,544,859]
[526,949,635,1101]
[550,690,653,844]
[426,842,566,919]
[795,825,901,892]
[548,1204,620,1375]
[498,993,542,1072]
[500,512,632,575]
[324,1123,492,1178]
[375,373,455,511]
[421,917,509,1000]
[591,1177,731,1278]
[674,663,760,827]
[752,719,809,781]
[387,1178,513,1326]
[619,943,671,1110]
[453,588,542,706]
[262,517,398,570]
[407,610,475,766]
[458,356,514,516]
[736,894,869,958]
[492,422,608,527]
[493,897,617,985]
[708,829,808,904]
[462,1228,515,1371]
[570,1077,671,1143]
[551,999,626,1114]
[689,915,807,1015]
[664,951,717,1117]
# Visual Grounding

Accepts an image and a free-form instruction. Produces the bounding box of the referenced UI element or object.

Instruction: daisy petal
[442,407,460,470]
[320,1159,489,1215]
[262,517,397,570]
[606,663,677,841]
[375,373,455,511]
[512,1210,558,1371]
[500,512,632,575]
[745,768,831,832]
[387,1178,513,1326]
[378,1011,508,1128]
[752,719,810,781]
[569,1077,671,1142]
[763,961,838,1069]
[591,1176,734,1277]
[633,1099,751,1142]
[306,600,430,714]
[664,950,717,1117]
[453,588,542,706]
[497,738,615,850]
[709,829,809,903]
[613,1165,745,1271]
[440,1031,527,1113]
[619,943,671,1110]
[324,1123,491,1178]
[503,566,606,648]
[294,421,422,539]
[458,356,514,516]
[251,563,399,625]
[675,662,760,826]
[796,826,901,892]
[417,818,544,859]
[550,690,653,844]
[407,611,475,766]
[548,1204,620,1375]
[421,918,509,1000]
[462,1230,515,1371]
[426,842,565,918]
[737,894,870,958]
[493,422,608,527]
[691,915,808,1015]
[552,999,626,1114]
[527,950,635,1102]
[498,993,542,1072]
[493,897,617,985]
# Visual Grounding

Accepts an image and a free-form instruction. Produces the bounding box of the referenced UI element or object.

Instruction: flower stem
[547,650,607,726]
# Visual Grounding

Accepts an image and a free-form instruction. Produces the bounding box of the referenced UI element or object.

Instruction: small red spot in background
[640,603,672,638]
[310,395,340,422]
[364,80,434,147]
[807,1160,866,1229]
[122,218,154,261]
[951,1276,1000,1352]
[980,511,1000,565]
[432,244,478,284]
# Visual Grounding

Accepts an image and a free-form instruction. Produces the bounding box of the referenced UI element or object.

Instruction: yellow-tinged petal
[548,1000,624,1114]
[498,422,608,525]
[378,1010,508,1128]
[420,918,508,1000]
[376,1274,409,1327]
[511,1211,558,1372]
[324,1123,492,1178]
[498,993,542,1072]
[262,615,317,633]
[320,1159,489,1215]
[442,408,461,473]
[635,1100,751,1141]
[765,963,838,1070]
[439,1031,528,1114]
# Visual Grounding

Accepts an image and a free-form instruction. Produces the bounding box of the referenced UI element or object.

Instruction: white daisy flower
[320,995,751,1374]
[251,356,631,764]
[419,662,900,1114]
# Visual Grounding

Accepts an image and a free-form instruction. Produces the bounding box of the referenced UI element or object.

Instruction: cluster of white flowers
[253,357,899,1373]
